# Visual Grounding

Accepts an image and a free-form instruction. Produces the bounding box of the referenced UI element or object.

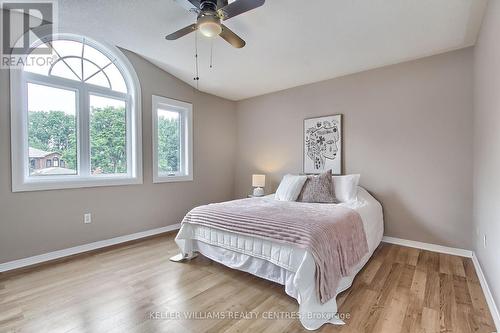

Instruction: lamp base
[253,187,265,197]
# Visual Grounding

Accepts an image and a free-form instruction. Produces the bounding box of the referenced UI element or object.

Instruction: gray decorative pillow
[297,170,336,203]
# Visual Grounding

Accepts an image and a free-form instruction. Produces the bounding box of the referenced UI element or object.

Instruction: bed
[174,186,384,330]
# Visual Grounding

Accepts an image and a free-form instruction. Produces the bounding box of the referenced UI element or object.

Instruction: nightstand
[247,194,263,198]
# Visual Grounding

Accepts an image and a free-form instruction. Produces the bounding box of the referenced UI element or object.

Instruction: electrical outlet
[483,234,487,249]
[84,213,92,224]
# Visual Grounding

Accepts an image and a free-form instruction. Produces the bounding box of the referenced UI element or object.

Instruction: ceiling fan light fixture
[197,15,222,37]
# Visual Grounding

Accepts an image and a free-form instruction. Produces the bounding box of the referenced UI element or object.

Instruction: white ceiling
[58,0,488,100]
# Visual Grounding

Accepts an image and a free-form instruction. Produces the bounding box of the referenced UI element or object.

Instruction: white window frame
[10,32,143,192]
[152,95,193,183]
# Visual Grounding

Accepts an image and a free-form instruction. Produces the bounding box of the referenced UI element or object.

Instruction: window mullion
[79,86,90,177]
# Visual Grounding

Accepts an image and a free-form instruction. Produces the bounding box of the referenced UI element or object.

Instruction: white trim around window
[152,95,193,183]
[10,32,142,192]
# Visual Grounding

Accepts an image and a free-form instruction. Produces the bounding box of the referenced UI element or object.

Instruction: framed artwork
[303,114,342,175]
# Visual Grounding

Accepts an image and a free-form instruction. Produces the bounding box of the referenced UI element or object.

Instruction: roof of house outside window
[29,147,59,158]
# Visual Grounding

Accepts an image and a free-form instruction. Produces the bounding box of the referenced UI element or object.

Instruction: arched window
[10,33,142,192]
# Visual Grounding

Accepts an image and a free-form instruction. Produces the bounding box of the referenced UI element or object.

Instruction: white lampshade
[252,174,266,188]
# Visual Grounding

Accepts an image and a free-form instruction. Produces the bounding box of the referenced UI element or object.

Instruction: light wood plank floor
[0,233,495,333]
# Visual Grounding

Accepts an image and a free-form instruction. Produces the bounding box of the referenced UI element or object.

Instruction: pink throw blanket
[182,198,369,304]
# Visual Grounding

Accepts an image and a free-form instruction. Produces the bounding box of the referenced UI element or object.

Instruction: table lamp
[252,174,266,197]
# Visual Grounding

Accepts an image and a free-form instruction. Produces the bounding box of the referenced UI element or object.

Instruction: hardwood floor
[0,233,495,333]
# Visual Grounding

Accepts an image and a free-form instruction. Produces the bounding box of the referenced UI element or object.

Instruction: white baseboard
[382,236,473,258]
[0,223,181,273]
[472,253,500,332]
[383,235,498,332]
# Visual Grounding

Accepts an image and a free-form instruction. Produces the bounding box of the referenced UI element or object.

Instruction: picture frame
[303,114,342,175]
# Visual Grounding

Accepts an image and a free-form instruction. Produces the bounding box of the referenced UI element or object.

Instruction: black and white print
[304,114,342,174]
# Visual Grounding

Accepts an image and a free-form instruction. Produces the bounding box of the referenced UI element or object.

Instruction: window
[152,96,193,183]
[10,33,142,192]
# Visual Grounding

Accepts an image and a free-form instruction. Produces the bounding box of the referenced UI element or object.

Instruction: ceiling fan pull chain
[210,39,214,69]
[194,30,200,89]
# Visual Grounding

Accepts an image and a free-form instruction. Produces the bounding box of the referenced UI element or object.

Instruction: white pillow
[275,174,307,201]
[332,174,360,203]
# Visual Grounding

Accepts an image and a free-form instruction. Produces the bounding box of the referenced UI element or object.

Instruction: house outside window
[29,147,66,173]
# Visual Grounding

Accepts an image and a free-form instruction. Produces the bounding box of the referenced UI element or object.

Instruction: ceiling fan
[166,0,265,48]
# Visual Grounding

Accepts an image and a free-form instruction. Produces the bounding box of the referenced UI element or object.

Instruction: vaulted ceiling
[58,0,488,100]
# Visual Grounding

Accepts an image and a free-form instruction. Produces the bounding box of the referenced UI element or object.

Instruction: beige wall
[235,48,474,249]
[473,0,500,315]
[0,49,237,263]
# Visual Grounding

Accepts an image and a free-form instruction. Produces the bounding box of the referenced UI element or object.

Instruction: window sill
[12,176,143,192]
[153,175,193,184]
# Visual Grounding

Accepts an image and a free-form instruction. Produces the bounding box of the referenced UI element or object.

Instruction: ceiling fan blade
[187,0,201,8]
[174,0,201,10]
[219,0,265,20]
[217,0,228,8]
[165,23,197,40]
[220,24,246,48]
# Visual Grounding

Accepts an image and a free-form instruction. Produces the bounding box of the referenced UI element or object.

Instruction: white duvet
[175,186,384,330]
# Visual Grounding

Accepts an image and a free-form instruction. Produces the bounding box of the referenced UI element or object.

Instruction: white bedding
[175,186,384,330]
